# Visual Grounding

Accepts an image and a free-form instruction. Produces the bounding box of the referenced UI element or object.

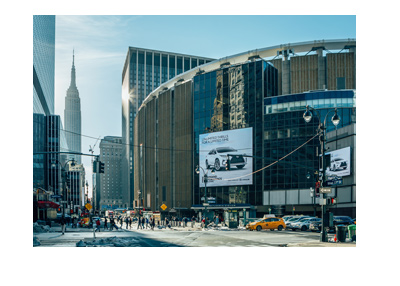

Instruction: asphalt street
[33,224,356,247]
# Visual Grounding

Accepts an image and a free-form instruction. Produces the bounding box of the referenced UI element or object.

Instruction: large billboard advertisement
[199,127,253,187]
[325,146,351,177]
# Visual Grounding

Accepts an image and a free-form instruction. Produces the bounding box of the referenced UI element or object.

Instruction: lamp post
[303,105,340,242]
[195,165,215,227]
[51,159,76,216]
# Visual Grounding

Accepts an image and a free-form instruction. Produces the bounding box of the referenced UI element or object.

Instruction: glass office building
[121,47,214,208]
[33,15,55,115]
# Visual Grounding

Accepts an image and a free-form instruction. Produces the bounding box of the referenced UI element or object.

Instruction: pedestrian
[145,217,149,229]
[110,217,118,231]
[104,217,108,230]
[95,219,101,232]
[191,216,195,228]
[141,217,145,229]
[125,217,129,229]
[137,217,141,229]
[128,217,132,229]
[60,215,66,234]
[215,215,219,226]
[201,217,205,228]
[71,217,75,228]
[220,216,224,227]
[165,217,170,229]
[151,217,155,230]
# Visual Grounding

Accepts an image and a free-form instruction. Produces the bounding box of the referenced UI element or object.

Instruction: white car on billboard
[205,147,247,171]
[329,157,348,172]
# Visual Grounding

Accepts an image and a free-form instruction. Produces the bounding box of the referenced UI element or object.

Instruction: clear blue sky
[54,15,355,194]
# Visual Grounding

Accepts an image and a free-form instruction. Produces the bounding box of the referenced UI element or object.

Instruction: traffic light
[327,197,337,205]
[99,161,105,173]
[315,181,320,196]
[93,161,98,173]
[226,159,231,170]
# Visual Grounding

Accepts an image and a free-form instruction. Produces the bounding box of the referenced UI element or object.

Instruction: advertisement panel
[199,128,253,187]
[325,146,351,177]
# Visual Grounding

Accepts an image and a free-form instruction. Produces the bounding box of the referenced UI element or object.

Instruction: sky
[54,15,356,196]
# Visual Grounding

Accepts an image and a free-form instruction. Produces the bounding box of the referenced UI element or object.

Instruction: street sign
[85,203,92,210]
[203,203,209,206]
[320,187,332,194]
[160,204,167,211]
[326,175,343,186]
[60,201,67,204]
[51,195,62,199]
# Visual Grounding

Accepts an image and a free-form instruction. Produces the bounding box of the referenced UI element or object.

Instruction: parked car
[330,157,348,171]
[309,221,321,232]
[205,147,247,171]
[246,217,286,231]
[309,216,354,232]
[333,216,354,226]
[285,216,311,230]
[293,217,321,231]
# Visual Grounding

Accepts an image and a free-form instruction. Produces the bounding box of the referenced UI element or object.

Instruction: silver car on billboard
[205,147,247,171]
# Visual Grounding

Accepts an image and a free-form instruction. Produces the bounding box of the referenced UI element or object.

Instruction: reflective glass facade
[33,15,55,115]
[193,60,278,206]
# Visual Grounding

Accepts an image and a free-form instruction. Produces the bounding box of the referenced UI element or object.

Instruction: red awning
[37,201,60,209]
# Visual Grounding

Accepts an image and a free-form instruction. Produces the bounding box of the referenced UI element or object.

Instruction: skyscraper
[121,47,215,208]
[33,15,55,193]
[33,15,55,115]
[64,51,82,164]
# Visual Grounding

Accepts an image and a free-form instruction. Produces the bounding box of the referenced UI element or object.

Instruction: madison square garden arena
[132,39,356,222]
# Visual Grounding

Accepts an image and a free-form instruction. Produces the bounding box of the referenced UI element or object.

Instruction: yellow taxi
[246,217,286,231]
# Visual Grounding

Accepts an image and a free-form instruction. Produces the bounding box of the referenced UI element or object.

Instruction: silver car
[205,147,246,171]
[293,217,321,231]
[330,157,348,171]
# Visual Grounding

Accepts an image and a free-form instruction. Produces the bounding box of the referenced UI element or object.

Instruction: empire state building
[64,51,81,164]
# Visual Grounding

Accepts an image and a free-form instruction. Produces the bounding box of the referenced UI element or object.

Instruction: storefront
[191,203,256,227]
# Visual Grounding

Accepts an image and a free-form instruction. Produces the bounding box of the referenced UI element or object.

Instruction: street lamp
[303,105,340,242]
[195,165,215,227]
[51,159,76,216]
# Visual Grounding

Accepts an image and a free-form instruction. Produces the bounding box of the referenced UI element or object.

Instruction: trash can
[336,225,347,242]
[348,225,356,241]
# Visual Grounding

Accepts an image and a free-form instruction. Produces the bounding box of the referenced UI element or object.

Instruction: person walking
[104,217,108,230]
[145,217,149,229]
[128,217,132,229]
[95,219,101,232]
[141,217,145,229]
[215,215,219,226]
[60,215,66,235]
[151,217,155,230]
[125,217,129,229]
[191,216,196,228]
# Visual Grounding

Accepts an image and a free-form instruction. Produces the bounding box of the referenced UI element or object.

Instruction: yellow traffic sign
[160,204,167,211]
[85,203,92,210]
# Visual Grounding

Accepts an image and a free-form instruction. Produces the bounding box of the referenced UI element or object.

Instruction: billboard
[199,128,253,187]
[325,146,351,177]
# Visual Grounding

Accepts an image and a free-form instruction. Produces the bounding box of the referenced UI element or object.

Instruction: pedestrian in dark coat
[60,215,66,234]
[128,217,132,229]
[104,217,108,230]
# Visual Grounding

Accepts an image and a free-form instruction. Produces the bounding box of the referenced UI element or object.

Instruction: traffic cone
[334,234,337,242]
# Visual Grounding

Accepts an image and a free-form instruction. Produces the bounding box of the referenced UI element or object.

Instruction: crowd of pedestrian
[58,213,226,234]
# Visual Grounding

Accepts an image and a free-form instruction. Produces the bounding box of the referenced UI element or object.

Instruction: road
[34,225,349,247]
